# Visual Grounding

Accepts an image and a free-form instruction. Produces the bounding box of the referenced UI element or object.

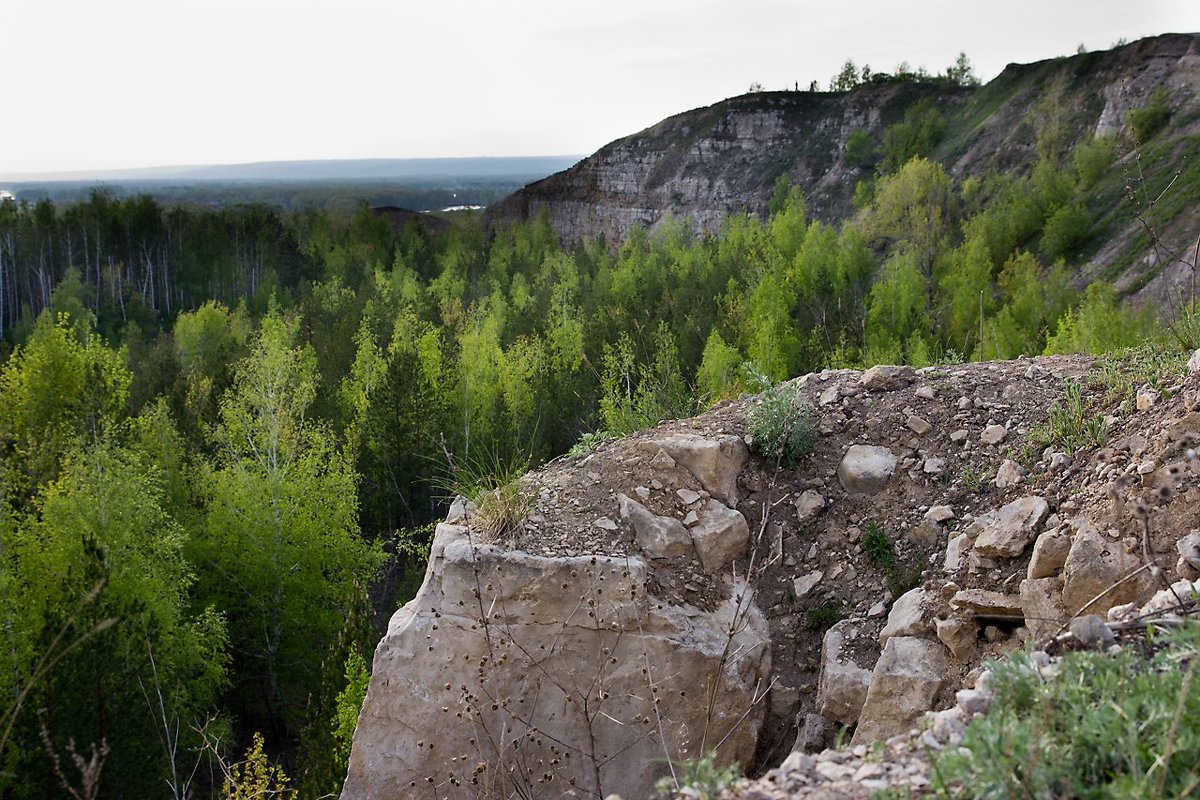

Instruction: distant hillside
[491,33,1200,305]
[0,155,583,213]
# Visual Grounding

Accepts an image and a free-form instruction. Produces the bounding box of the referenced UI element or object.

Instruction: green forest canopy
[0,139,1188,795]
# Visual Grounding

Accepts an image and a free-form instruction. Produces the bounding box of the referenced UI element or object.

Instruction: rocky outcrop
[346,352,1200,797]
[342,523,770,800]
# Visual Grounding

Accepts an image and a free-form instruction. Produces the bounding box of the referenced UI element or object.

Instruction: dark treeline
[0,129,1179,796]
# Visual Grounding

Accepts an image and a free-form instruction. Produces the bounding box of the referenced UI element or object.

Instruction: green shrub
[845,129,877,169]
[934,622,1200,798]
[745,366,817,468]
[1040,202,1091,261]
[1072,136,1116,188]
[1128,88,1170,144]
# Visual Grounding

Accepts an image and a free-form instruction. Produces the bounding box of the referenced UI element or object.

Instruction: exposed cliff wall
[490,34,1200,303]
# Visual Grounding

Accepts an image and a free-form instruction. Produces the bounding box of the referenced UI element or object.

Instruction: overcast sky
[2,0,1198,176]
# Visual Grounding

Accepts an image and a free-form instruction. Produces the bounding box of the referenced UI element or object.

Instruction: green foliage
[225,732,295,800]
[861,521,921,599]
[1029,378,1107,453]
[1095,342,1188,408]
[744,367,817,468]
[331,651,370,768]
[1040,202,1091,261]
[880,100,946,174]
[1128,88,1170,144]
[655,752,741,800]
[0,313,131,494]
[1044,282,1156,355]
[695,330,746,403]
[804,600,846,632]
[934,622,1200,799]
[443,448,533,543]
[195,306,383,731]
[829,59,861,93]
[599,324,693,436]
[845,129,877,169]
[862,521,896,571]
[1072,136,1116,188]
[944,52,980,87]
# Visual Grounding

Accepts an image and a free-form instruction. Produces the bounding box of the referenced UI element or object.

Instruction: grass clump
[804,600,847,632]
[440,448,533,543]
[1029,378,1106,453]
[745,365,817,468]
[862,520,922,601]
[862,520,896,570]
[655,752,741,800]
[567,430,615,458]
[933,622,1200,799]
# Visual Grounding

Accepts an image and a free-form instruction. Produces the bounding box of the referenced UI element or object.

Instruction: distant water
[439,204,484,212]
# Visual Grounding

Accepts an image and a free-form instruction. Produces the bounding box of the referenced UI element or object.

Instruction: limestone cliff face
[490,34,1200,302]
[491,82,951,242]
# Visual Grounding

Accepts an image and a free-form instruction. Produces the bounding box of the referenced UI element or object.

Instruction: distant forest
[0,135,1191,796]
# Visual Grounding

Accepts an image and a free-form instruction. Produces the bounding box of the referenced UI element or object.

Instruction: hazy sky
[2,0,1198,175]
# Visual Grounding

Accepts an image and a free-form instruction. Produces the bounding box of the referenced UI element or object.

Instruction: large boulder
[837,445,897,495]
[1019,577,1068,641]
[689,499,750,572]
[879,587,928,644]
[968,496,1049,558]
[618,493,692,558]
[639,433,749,506]
[858,365,917,391]
[342,524,770,800]
[1061,516,1152,617]
[815,620,873,728]
[851,637,948,745]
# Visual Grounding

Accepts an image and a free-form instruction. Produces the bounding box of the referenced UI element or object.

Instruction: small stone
[793,570,823,599]
[1070,614,1116,648]
[819,385,840,406]
[676,488,701,505]
[795,490,826,523]
[915,385,936,400]
[925,505,955,523]
[837,445,898,494]
[1136,389,1159,411]
[907,519,941,547]
[923,457,946,475]
[994,459,1027,489]
[859,365,917,391]
[649,449,676,470]
[955,688,993,716]
[944,534,968,572]
[936,617,977,661]
[682,510,699,526]
[981,425,1007,445]
[593,517,619,531]
[950,429,969,443]
[634,486,651,500]
[907,414,932,435]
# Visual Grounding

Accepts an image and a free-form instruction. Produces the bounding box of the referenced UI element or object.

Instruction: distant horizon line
[0,154,588,184]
